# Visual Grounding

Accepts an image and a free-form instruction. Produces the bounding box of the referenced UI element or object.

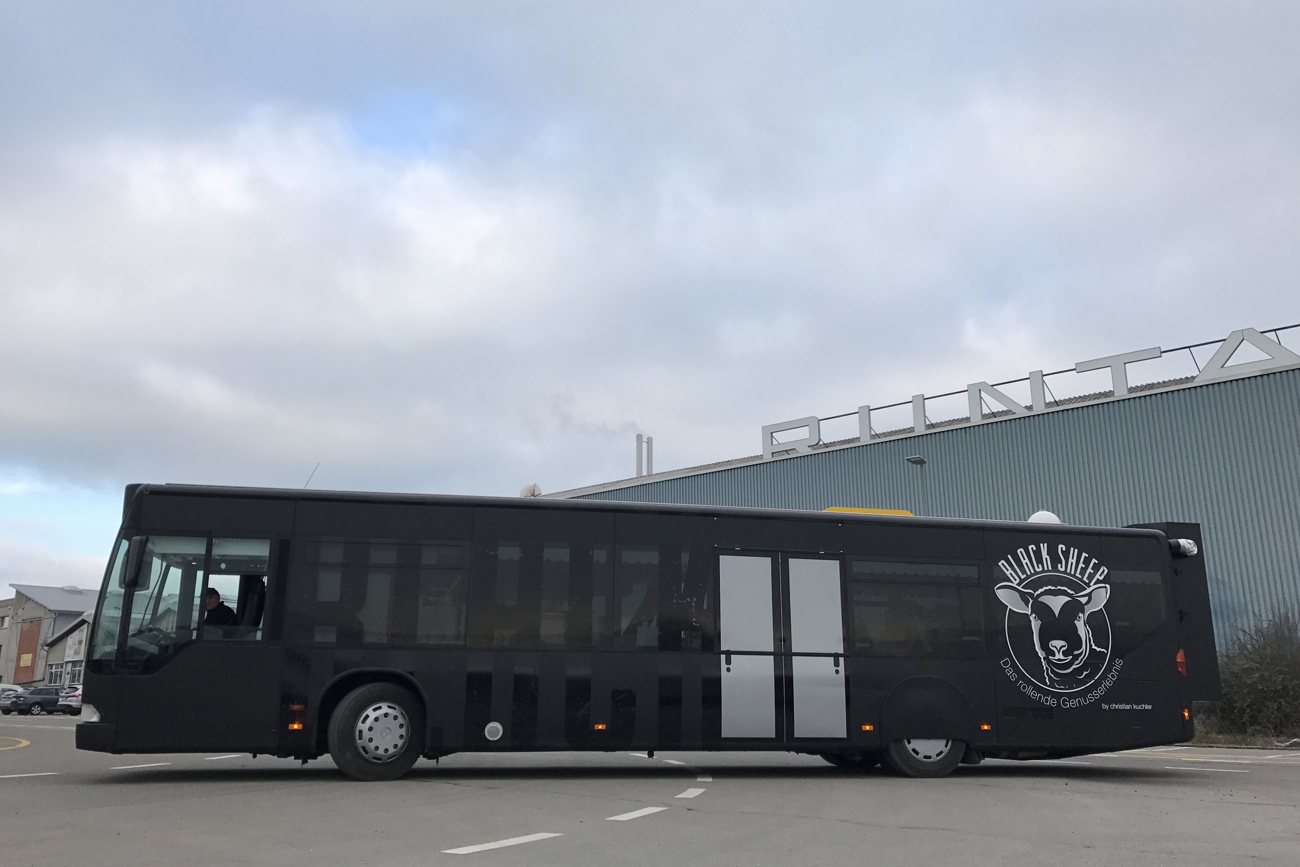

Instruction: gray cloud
[1,2,1298,512]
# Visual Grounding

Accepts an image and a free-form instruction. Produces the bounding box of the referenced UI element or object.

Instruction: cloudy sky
[2,3,1298,598]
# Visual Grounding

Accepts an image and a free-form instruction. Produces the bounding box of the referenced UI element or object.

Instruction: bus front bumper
[76,722,116,753]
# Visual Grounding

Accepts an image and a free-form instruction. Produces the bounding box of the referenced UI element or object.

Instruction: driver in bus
[203,587,238,636]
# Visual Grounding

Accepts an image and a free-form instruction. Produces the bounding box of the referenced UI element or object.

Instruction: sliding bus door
[719,554,778,737]
[718,553,847,743]
[787,558,846,738]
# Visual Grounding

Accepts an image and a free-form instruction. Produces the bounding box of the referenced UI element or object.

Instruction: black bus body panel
[1130,522,1222,701]
[80,484,1205,759]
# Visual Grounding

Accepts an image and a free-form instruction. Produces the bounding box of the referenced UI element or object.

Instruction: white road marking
[627,752,648,758]
[676,787,706,798]
[204,754,242,760]
[696,774,713,782]
[661,759,686,765]
[1020,760,1091,766]
[110,762,172,770]
[0,772,58,779]
[0,723,76,731]
[606,806,669,821]
[1177,757,1253,764]
[1164,766,1249,773]
[442,833,562,854]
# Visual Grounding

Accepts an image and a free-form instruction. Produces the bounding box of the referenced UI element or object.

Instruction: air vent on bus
[1003,706,1055,721]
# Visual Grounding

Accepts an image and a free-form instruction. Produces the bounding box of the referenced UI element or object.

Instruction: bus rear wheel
[883,738,965,778]
[328,683,425,782]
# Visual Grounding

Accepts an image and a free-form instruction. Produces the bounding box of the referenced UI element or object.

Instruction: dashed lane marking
[0,736,31,751]
[204,755,241,760]
[661,759,686,765]
[606,807,669,821]
[0,772,57,779]
[676,787,706,798]
[442,833,562,854]
[110,762,172,770]
[1164,766,1249,773]
[696,774,712,782]
[0,722,76,731]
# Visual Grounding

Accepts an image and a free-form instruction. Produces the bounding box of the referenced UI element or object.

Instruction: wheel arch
[313,669,429,756]
[879,676,978,744]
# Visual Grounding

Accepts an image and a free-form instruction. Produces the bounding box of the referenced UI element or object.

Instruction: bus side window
[1107,570,1166,654]
[205,539,271,641]
[414,542,469,646]
[847,559,985,659]
[307,539,468,648]
[616,546,660,648]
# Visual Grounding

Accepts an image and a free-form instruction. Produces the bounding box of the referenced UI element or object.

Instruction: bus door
[719,553,847,741]
[114,536,282,752]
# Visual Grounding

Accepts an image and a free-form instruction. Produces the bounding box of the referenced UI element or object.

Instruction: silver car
[57,685,83,715]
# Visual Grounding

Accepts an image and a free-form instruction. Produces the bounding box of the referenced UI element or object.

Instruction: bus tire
[821,752,879,771]
[328,683,425,782]
[883,738,964,778]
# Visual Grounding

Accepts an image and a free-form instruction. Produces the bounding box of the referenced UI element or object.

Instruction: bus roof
[127,482,1171,541]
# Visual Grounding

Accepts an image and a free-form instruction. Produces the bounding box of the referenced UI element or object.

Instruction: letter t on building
[1074,347,1161,396]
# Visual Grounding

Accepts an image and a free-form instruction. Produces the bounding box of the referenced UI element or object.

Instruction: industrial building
[552,326,1300,645]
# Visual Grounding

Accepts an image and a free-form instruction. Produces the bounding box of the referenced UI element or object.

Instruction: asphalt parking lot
[2,716,1298,866]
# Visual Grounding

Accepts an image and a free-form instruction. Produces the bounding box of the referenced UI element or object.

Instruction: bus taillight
[1176,648,1186,676]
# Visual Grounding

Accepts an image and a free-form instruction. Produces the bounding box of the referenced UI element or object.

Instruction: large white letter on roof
[1075,347,1162,396]
[762,417,820,460]
[968,382,1030,423]
[1194,328,1300,382]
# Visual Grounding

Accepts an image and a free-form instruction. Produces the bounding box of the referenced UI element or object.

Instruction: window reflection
[306,538,468,648]
[124,536,207,671]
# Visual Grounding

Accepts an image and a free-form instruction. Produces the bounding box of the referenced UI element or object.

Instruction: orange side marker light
[594,723,607,731]
[861,724,874,731]
[1176,649,1187,676]
[980,724,992,731]
[289,722,304,731]
[1183,708,1190,721]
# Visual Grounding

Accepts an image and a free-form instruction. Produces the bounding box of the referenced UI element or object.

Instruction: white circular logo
[995,571,1112,693]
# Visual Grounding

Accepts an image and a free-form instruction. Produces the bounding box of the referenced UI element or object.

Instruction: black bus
[77,484,1220,780]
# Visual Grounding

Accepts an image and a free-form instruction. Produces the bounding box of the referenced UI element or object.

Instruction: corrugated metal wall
[578,368,1300,646]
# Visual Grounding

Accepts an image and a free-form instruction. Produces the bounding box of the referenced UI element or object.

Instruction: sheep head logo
[995,544,1113,693]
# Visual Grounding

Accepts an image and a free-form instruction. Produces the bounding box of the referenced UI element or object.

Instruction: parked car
[0,684,19,713]
[3,686,65,715]
[57,685,83,715]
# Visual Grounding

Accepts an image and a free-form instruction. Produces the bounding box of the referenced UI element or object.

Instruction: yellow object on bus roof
[823,507,913,517]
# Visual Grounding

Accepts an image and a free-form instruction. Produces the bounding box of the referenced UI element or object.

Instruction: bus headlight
[81,703,100,723]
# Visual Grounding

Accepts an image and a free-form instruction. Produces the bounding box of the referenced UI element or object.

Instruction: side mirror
[121,536,150,590]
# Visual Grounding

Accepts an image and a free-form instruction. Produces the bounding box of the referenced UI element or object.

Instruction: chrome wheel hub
[903,738,952,762]
[354,701,409,764]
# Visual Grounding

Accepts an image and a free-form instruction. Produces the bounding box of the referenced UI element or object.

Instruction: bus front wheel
[328,683,426,782]
[883,738,965,778]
